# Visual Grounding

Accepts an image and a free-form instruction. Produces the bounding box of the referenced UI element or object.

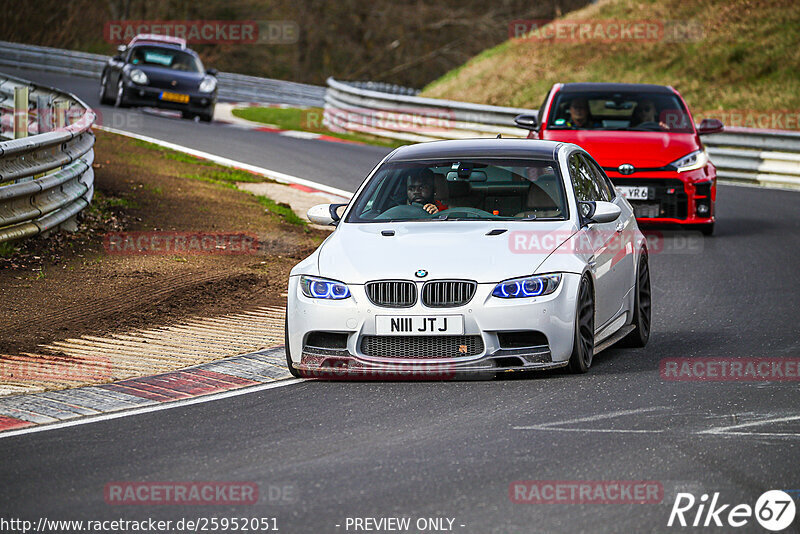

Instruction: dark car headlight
[199,76,217,93]
[129,69,148,85]
[300,275,351,300]
[492,274,561,298]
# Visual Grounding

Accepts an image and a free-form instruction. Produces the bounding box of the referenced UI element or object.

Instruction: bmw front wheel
[568,275,595,374]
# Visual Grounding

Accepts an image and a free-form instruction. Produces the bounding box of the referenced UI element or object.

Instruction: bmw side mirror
[117,45,127,54]
[580,201,621,225]
[206,68,218,76]
[697,118,724,135]
[514,114,538,131]
[307,203,347,226]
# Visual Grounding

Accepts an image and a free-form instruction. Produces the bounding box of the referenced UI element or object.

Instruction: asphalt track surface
[1,67,799,533]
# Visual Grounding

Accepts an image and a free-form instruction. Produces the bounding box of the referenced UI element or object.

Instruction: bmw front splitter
[294,348,568,380]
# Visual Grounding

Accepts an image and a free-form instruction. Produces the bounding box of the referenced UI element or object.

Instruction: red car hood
[542,130,699,168]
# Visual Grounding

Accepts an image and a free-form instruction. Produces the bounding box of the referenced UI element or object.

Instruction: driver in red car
[630,99,671,130]
[406,169,448,214]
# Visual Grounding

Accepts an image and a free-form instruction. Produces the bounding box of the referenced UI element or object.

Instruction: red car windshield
[547,91,694,133]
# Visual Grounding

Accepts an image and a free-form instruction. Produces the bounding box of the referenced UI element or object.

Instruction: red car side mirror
[697,118,724,135]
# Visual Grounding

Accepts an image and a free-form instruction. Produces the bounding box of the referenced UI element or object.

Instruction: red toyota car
[515,83,723,234]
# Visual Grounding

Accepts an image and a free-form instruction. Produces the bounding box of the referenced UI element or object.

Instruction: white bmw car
[286,139,650,378]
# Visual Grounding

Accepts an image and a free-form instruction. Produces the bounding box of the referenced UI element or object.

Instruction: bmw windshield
[548,90,694,133]
[346,158,568,222]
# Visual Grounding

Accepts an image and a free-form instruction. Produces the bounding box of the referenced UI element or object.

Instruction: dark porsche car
[99,34,218,122]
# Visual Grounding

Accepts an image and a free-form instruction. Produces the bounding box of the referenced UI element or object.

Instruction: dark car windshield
[346,158,568,223]
[128,46,204,73]
[548,90,694,133]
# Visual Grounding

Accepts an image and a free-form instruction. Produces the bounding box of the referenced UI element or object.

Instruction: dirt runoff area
[0,129,335,388]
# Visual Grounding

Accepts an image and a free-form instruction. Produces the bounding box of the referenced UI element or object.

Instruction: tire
[199,105,215,123]
[618,253,652,348]
[699,223,714,236]
[114,78,128,108]
[568,275,595,374]
[99,73,113,105]
[285,313,304,378]
[181,111,195,120]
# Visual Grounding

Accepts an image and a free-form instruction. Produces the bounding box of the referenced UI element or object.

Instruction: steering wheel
[441,207,501,218]
[631,121,661,130]
[375,204,431,219]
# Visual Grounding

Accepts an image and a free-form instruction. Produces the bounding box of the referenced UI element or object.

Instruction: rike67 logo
[668,490,796,531]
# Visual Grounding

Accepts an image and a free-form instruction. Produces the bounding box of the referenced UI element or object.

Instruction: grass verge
[231,106,408,148]
[421,0,800,122]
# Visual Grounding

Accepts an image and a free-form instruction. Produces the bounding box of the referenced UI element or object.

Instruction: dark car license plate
[160,92,189,104]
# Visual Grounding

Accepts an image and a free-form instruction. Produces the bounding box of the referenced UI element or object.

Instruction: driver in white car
[405,169,448,214]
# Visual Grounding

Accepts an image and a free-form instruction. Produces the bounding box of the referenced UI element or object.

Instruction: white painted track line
[0,378,304,440]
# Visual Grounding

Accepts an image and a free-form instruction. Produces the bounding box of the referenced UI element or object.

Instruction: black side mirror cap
[514,113,538,131]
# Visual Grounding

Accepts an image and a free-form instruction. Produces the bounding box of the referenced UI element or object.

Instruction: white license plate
[618,186,649,200]
[376,315,463,336]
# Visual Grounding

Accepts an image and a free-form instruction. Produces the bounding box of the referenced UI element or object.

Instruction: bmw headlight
[300,275,351,300]
[492,274,561,299]
[129,69,148,85]
[199,76,217,93]
[669,149,709,173]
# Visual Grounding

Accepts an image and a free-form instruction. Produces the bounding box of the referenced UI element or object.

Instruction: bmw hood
[314,220,577,284]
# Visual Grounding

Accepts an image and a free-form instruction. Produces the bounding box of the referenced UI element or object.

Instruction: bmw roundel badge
[415,269,428,278]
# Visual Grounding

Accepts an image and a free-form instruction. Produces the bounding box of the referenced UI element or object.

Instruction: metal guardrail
[704,128,800,189]
[326,78,800,189]
[0,73,95,243]
[324,77,534,142]
[3,42,798,190]
[0,40,325,107]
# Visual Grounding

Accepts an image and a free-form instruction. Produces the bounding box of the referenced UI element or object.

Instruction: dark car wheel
[619,253,651,348]
[699,223,714,236]
[114,78,128,108]
[99,73,113,105]
[568,275,595,374]
[285,313,304,378]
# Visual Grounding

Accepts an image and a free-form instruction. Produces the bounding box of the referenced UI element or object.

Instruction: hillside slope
[421,0,800,121]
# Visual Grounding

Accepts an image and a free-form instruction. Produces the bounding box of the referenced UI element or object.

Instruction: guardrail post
[53,100,68,130]
[37,95,52,134]
[13,86,29,139]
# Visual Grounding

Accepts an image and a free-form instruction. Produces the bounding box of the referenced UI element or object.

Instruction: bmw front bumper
[286,273,582,379]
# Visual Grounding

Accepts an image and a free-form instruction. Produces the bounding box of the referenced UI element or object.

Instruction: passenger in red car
[567,97,595,128]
